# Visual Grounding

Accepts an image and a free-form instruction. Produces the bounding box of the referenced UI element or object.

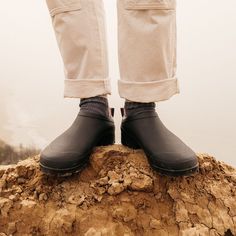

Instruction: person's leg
[46,0,111,98]
[117,0,199,176]
[40,0,115,176]
[117,0,179,103]
[46,0,112,116]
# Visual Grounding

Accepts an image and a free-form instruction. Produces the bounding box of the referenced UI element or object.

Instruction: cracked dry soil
[0,144,236,236]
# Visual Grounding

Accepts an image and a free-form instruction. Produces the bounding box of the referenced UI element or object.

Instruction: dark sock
[79,96,110,117]
[124,99,156,116]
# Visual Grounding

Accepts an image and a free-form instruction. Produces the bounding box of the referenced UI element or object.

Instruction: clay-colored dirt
[0,145,235,236]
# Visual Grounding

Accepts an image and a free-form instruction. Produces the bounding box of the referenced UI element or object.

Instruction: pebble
[17,177,26,184]
[150,219,161,229]
[39,193,48,201]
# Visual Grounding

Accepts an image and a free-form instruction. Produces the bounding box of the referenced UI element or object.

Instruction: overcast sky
[0,0,236,166]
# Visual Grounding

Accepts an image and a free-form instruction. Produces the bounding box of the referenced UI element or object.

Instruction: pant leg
[46,0,111,98]
[117,0,180,103]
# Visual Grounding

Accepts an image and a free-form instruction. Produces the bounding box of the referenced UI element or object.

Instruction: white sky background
[0,0,236,166]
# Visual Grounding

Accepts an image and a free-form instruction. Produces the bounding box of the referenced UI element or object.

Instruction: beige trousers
[46,0,179,102]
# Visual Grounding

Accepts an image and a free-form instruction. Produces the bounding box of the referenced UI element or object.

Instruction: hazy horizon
[0,0,236,167]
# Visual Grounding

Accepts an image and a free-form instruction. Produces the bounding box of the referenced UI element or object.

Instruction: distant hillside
[0,139,6,147]
[0,139,40,165]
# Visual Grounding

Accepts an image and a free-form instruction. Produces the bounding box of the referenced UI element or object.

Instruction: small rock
[7,222,16,234]
[175,201,189,222]
[68,195,77,204]
[150,219,161,229]
[107,196,115,204]
[28,196,35,201]
[96,187,106,195]
[120,195,131,203]
[8,195,16,201]
[129,167,136,173]
[39,193,48,201]
[123,175,132,187]
[35,186,42,193]
[112,204,137,222]
[0,233,7,236]
[50,208,75,234]
[155,193,162,200]
[77,195,85,206]
[108,182,125,195]
[108,171,122,184]
[93,194,103,202]
[0,179,6,192]
[130,174,153,192]
[202,162,213,172]
[17,177,26,184]
[0,198,13,217]
[14,193,20,201]
[20,200,36,209]
[15,187,23,194]
[97,176,109,186]
[80,202,88,210]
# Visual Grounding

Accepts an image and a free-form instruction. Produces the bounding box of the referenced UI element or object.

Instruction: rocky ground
[0,145,235,236]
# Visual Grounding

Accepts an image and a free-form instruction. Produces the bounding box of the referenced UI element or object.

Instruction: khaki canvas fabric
[46,0,180,102]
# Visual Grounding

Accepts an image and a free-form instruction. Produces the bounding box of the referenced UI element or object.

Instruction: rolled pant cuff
[118,77,180,103]
[64,78,111,98]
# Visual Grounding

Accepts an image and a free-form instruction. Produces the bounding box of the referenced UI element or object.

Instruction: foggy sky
[0,0,236,166]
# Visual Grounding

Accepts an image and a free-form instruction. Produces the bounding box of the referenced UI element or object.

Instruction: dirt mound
[0,145,235,236]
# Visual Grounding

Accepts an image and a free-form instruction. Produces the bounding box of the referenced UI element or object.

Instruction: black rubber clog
[40,108,115,176]
[120,108,199,176]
